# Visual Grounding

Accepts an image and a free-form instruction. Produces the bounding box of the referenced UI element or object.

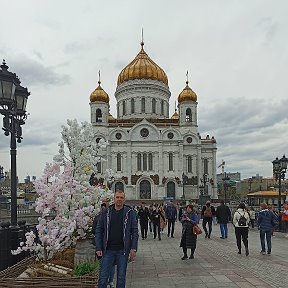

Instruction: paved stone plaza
[76,221,288,287]
[126,222,288,288]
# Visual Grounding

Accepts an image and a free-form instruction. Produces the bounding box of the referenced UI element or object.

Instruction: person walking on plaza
[95,191,138,288]
[281,202,288,236]
[138,202,150,240]
[216,200,231,239]
[180,204,199,260]
[159,205,167,234]
[248,207,256,228]
[201,201,215,238]
[152,204,165,240]
[258,203,279,255]
[166,201,177,238]
[233,203,250,256]
[148,204,154,234]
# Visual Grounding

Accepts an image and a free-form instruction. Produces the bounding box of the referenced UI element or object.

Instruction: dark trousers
[235,227,248,252]
[202,217,212,236]
[153,221,161,239]
[182,246,195,257]
[140,220,148,239]
[260,229,272,253]
[167,219,175,237]
[250,219,255,228]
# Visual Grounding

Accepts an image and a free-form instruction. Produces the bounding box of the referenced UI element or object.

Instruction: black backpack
[237,212,247,226]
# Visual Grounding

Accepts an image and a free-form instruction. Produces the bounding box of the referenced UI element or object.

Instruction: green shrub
[73,261,100,276]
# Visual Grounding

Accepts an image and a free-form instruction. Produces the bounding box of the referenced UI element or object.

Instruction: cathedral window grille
[131,98,135,113]
[96,160,101,173]
[123,100,126,115]
[141,97,145,113]
[185,108,192,122]
[143,153,147,171]
[96,109,102,122]
[137,153,142,171]
[148,153,153,170]
[168,152,173,171]
[152,98,156,113]
[204,159,208,174]
[117,153,121,171]
[161,100,164,115]
[187,156,192,173]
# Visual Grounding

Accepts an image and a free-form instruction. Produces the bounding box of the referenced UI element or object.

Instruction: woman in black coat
[180,204,199,260]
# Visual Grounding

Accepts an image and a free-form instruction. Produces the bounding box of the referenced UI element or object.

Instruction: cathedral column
[107,144,112,169]
[179,142,183,175]
[127,141,132,183]
[197,145,202,197]
[158,141,163,180]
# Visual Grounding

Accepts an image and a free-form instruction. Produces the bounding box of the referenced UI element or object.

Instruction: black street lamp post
[272,155,288,213]
[0,60,30,248]
[222,173,230,205]
[182,173,188,201]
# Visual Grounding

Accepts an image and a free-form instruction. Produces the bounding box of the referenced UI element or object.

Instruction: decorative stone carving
[150,174,159,185]
[162,177,167,184]
[131,174,141,185]
[175,176,181,184]
[121,176,128,184]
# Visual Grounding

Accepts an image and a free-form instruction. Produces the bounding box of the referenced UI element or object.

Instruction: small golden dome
[117,42,168,86]
[171,110,179,119]
[90,81,109,103]
[178,81,197,103]
[108,112,115,121]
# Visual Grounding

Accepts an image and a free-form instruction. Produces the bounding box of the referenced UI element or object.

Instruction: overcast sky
[0,0,287,182]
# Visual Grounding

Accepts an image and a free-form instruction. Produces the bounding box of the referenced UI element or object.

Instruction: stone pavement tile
[175,284,206,288]
[200,275,217,283]
[206,283,238,288]
[235,282,265,288]
[245,277,269,286]
[226,274,247,282]
[212,275,233,283]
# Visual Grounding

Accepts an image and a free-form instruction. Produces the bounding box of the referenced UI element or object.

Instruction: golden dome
[178,81,197,103]
[90,81,109,103]
[171,110,179,119]
[108,112,115,121]
[117,42,168,86]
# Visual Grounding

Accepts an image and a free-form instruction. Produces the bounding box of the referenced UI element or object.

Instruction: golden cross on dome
[98,70,101,85]
[186,71,189,84]
[141,28,144,47]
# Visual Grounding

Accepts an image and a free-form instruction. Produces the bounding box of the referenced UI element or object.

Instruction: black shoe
[220,237,225,239]
[159,238,161,241]
[189,254,194,259]
[238,250,241,255]
[208,235,211,239]
[167,234,170,237]
[181,255,188,260]
[142,238,145,240]
[245,248,249,256]
[205,234,208,239]
[171,235,174,238]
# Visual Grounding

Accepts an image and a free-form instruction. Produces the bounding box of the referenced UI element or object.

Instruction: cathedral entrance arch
[167,181,175,199]
[139,180,151,199]
[115,181,124,192]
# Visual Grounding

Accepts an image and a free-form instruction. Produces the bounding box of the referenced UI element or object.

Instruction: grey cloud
[257,18,278,44]
[8,56,70,87]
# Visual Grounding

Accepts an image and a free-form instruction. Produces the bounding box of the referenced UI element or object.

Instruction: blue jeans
[220,224,228,238]
[260,230,272,253]
[98,249,128,288]
[108,265,115,283]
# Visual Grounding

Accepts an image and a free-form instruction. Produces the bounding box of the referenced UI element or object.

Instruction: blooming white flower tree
[12,119,114,261]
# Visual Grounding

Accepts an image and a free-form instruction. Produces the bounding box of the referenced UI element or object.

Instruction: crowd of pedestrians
[92,192,288,288]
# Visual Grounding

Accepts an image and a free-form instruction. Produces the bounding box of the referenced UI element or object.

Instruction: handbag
[192,225,202,235]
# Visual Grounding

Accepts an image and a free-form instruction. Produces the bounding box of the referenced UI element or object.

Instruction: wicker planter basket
[0,250,99,288]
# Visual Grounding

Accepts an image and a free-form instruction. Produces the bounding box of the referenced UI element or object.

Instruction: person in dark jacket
[151,204,165,240]
[216,200,231,239]
[201,201,215,238]
[138,202,150,240]
[95,191,138,288]
[180,204,199,260]
[258,202,278,255]
[165,201,177,238]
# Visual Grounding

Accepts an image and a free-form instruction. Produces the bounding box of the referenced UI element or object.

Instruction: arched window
[96,160,101,173]
[96,109,102,122]
[140,180,151,199]
[137,153,142,171]
[167,181,175,199]
[152,98,156,113]
[204,159,208,174]
[187,156,192,173]
[168,153,173,171]
[123,100,126,115]
[143,153,147,171]
[131,98,135,113]
[141,97,145,113]
[185,108,192,122]
[115,181,124,192]
[117,153,121,171]
[161,100,164,115]
[148,153,153,171]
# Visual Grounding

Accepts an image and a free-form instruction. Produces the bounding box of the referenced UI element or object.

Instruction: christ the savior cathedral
[89,41,217,201]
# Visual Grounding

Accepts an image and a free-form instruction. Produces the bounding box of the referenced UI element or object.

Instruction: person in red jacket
[282,202,288,237]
